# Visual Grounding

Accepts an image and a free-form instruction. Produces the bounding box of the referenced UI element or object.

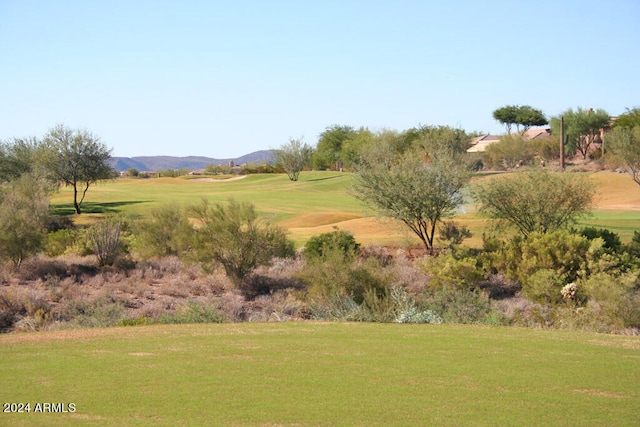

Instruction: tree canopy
[352,146,470,251]
[311,124,357,170]
[274,138,313,181]
[612,107,640,129]
[550,107,610,159]
[493,105,547,134]
[473,169,594,237]
[41,124,113,214]
[605,126,640,186]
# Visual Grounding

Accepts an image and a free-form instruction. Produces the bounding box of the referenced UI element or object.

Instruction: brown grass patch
[590,171,640,211]
[281,212,362,228]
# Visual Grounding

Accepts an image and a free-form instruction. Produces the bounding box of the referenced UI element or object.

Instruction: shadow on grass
[50,200,150,216]
[305,175,347,182]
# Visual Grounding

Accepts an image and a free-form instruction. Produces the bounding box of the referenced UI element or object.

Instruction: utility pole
[560,116,565,171]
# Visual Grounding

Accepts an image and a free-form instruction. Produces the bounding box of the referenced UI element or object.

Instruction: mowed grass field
[1,323,639,426]
[49,170,640,246]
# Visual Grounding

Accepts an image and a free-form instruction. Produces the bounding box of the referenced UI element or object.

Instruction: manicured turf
[49,170,640,245]
[1,323,638,426]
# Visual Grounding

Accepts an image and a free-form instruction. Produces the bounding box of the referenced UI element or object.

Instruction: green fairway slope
[1,323,638,426]
[49,170,640,245]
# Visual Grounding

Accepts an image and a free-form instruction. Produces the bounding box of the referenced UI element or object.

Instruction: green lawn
[1,323,638,426]
[49,171,640,245]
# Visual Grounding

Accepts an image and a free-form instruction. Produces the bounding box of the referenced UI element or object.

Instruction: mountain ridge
[109,150,275,172]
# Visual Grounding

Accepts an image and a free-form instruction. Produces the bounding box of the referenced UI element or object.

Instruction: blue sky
[1,1,639,158]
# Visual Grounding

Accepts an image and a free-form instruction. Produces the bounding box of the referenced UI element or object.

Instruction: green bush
[581,272,640,330]
[189,199,295,283]
[45,229,79,257]
[421,252,485,291]
[300,244,393,306]
[502,231,590,285]
[579,227,622,252]
[61,295,125,328]
[481,134,537,170]
[420,287,495,324]
[304,229,360,260]
[308,293,371,321]
[133,205,193,260]
[521,268,567,305]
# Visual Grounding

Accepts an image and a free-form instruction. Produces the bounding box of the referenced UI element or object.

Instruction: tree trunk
[73,184,81,214]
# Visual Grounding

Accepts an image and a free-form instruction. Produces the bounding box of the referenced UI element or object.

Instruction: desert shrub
[309,293,371,321]
[581,272,640,330]
[0,289,24,332]
[158,300,224,324]
[481,134,537,170]
[300,244,393,307]
[240,163,283,174]
[627,231,640,258]
[247,290,308,321]
[395,307,443,324]
[531,134,560,162]
[190,198,295,283]
[579,227,622,252]
[45,214,75,232]
[45,229,80,257]
[521,268,567,305]
[420,252,485,291]
[61,295,125,328]
[0,174,50,267]
[304,228,360,260]
[494,231,590,285]
[133,205,193,259]
[420,287,495,324]
[87,217,124,267]
[238,273,302,300]
[392,287,443,324]
[437,221,472,250]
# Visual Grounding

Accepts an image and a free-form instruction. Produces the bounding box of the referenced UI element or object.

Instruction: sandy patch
[189,175,247,183]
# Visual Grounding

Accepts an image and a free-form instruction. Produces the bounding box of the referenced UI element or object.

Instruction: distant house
[467,135,501,153]
[467,128,551,153]
[522,128,551,140]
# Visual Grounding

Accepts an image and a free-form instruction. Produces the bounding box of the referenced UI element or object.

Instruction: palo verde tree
[0,137,42,182]
[41,124,113,214]
[274,137,313,181]
[550,107,610,159]
[352,145,470,252]
[473,169,594,237]
[0,174,50,267]
[605,125,640,186]
[189,198,294,283]
[612,107,640,129]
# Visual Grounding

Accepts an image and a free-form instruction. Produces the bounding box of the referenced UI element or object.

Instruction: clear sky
[1,1,639,158]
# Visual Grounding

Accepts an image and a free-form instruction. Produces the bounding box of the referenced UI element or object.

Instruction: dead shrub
[216,292,247,322]
[246,290,308,321]
[16,256,68,281]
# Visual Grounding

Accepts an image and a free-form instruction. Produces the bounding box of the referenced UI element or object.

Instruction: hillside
[109,150,275,171]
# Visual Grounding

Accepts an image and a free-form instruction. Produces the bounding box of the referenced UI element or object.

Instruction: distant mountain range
[109,150,275,172]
